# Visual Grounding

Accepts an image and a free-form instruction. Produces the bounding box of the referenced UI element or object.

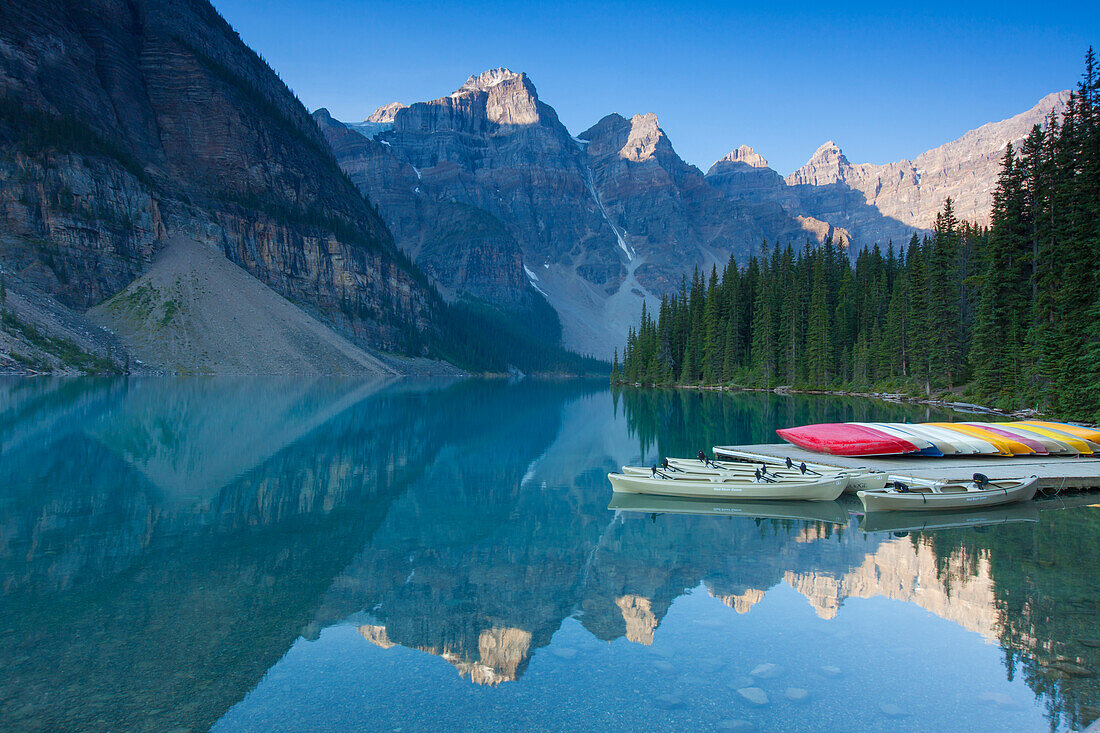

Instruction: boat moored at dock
[857,474,1039,512]
[607,471,847,501]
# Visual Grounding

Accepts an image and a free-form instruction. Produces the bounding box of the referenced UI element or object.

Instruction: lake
[0,378,1097,732]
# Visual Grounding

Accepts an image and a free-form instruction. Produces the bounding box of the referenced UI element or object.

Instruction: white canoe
[896,423,1000,455]
[624,464,842,484]
[608,472,847,501]
[872,423,964,455]
[664,457,888,490]
[620,464,812,478]
[608,493,849,523]
[691,453,887,494]
[850,423,939,454]
[857,475,1039,512]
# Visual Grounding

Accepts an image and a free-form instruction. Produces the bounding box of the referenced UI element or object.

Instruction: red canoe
[776,423,920,456]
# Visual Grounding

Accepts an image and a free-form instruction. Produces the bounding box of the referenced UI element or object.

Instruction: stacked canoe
[776,420,1100,457]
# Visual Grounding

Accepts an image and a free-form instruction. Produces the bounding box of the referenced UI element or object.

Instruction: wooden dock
[713,443,1100,493]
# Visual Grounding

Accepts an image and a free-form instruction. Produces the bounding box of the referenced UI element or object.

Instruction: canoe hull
[776,423,919,456]
[608,473,847,501]
[857,477,1038,513]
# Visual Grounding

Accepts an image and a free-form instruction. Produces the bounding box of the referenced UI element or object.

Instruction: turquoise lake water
[0,378,1097,732]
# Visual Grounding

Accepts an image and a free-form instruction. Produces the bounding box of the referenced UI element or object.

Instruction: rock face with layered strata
[0,0,437,359]
[318,70,837,357]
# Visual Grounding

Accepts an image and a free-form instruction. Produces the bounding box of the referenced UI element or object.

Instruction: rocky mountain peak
[786,140,851,187]
[366,102,407,123]
[441,68,543,127]
[620,113,667,162]
[458,67,524,93]
[710,145,770,172]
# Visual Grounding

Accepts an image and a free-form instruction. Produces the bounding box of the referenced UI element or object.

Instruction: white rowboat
[857,475,1039,512]
[608,472,847,501]
[700,451,887,493]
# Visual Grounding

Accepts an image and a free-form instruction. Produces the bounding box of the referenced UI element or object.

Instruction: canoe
[849,423,943,456]
[1019,420,1100,445]
[926,423,1022,456]
[857,501,1040,533]
[625,460,889,494]
[857,475,1039,512]
[620,463,811,479]
[966,423,1049,454]
[1010,422,1096,455]
[884,423,997,455]
[607,494,849,524]
[976,423,1079,456]
[875,423,965,455]
[708,449,887,493]
[776,423,920,456]
[607,472,847,501]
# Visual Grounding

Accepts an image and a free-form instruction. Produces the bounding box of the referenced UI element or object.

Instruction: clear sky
[214,0,1097,175]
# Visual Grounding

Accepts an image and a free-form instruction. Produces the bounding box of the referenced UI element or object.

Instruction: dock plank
[713,443,1100,492]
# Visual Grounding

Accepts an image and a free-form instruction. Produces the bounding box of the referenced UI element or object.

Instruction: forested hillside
[615,50,1100,420]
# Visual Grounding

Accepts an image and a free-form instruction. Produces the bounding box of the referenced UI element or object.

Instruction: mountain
[708,91,1070,248]
[0,0,445,373]
[317,69,838,358]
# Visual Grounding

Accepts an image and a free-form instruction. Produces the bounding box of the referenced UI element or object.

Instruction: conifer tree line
[614,49,1100,420]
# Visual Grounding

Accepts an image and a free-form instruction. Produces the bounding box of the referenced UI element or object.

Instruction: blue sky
[214,0,1097,174]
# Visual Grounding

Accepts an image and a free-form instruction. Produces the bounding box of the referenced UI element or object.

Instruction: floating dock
[714,443,1100,493]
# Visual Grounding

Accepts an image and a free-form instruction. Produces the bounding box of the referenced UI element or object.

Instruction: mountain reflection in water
[0,379,1096,732]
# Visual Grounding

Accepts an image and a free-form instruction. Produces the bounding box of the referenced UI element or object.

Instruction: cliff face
[313,108,532,307]
[0,0,437,355]
[318,70,836,357]
[580,113,844,292]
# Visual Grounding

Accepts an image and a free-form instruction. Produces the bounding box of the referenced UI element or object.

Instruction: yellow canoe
[1018,421,1100,449]
[927,423,1032,456]
[1008,422,1094,455]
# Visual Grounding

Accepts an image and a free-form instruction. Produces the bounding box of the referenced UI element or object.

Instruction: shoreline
[614,381,1060,421]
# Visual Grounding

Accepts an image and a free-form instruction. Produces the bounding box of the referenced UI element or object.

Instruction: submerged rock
[737,687,769,706]
[784,687,809,702]
[716,719,754,732]
[750,663,783,679]
[820,665,842,677]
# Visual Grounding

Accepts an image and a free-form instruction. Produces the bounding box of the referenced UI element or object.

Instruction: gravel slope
[88,236,397,376]
[0,270,130,375]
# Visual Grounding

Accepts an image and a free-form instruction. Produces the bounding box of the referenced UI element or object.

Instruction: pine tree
[616,49,1098,418]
